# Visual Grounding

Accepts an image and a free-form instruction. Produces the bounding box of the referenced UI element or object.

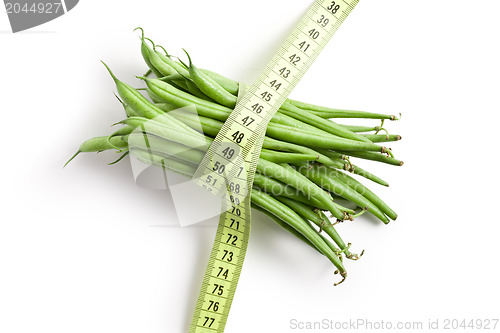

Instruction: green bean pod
[184,51,238,108]
[134,28,163,78]
[294,162,390,223]
[280,101,373,143]
[259,149,319,164]
[253,206,321,254]
[326,168,397,221]
[251,189,346,277]
[199,68,240,95]
[256,159,346,221]
[141,77,232,121]
[64,136,128,167]
[253,173,355,214]
[119,117,209,151]
[275,196,351,255]
[262,137,337,167]
[336,150,404,166]
[265,123,387,152]
[362,134,402,143]
[287,99,399,120]
[339,124,381,133]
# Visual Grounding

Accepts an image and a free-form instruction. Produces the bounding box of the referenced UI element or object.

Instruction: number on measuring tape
[288,54,301,66]
[326,1,341,14]
[241,116,255,126]
[269,79,282,91]
[278,67,291,78]
[317,15,330,27]
[308,28,320,39]
[260,91,273,102]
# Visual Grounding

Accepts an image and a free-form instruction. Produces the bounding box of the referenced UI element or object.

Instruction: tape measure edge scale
[189,1,359,332]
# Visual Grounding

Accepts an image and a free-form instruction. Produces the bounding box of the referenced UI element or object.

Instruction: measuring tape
[189,1,359,331]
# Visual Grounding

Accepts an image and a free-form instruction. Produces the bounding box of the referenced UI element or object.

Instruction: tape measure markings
[190,1,359,332]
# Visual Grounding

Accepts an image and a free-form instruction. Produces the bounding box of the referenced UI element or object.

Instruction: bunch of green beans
[66,29,403,284]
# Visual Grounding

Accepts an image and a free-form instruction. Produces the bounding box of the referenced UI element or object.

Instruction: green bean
[287,99,399,120]
[294,162,390,223]
[128,133,206,165]
[272,111,333,133]
[199,68,240,95]
[265,122,387,152]
[275,196,352,255]
[183,50,237,108]
[151,102,179,113]
[123,104,141,117]
[158,72,215,101]
[340,124,381,133]
[114,93,142,118]
[102,62,185,125]
[253,173,355,214]
[64,136,128,167]
[259,149,319,164]
[154,46,191,78]
[158,73,187,83]
[119,116,209,151]
[252,206,321,254]
[160,76,191,92]
[108,124,136,139]
[103,72,206,140]
[343,164,389,187]
[319,233,342,257]
[256,159,346,221]
[280,101,372,143]
[141,88,166,104]
[138,34,177,78]
[336,150,404,166]
[251,189,346,279]
[326,168,397,221]
[185,80,216,101]
[304,148,390,186]
[164,108,221,137]
[140,77,232,121]
[261,137,335,167]
[132,148,198,177]
[361,134,402,143]
[134,28,162,78]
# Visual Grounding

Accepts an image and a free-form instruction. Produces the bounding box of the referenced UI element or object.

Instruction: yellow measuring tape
[189,1,359,331]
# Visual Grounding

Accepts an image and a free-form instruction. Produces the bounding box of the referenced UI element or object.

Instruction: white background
[1,1,500,332]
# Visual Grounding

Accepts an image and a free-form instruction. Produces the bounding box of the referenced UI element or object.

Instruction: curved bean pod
[294,162,390,224]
